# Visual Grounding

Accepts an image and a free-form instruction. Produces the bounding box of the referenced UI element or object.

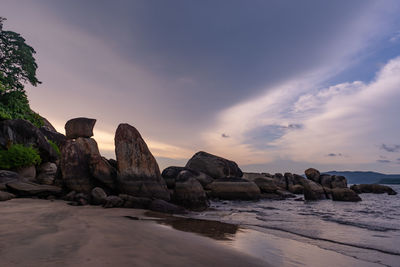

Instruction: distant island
[324,171,400,184]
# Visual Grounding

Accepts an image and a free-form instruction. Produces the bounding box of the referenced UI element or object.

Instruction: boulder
[91,187,107,205]
[115,123,170,201]
[273,173,287,189]
[149,199,187,214]
[331,188,361,202]
[301,179,326,200]
[276,190,296,198]
[6,181,61,197]
[162,166,213,189]
[39,126,67,148]
[65,117,96,139]
[0,191,15,201]
[0,119,58,162]
[173,170,209,211]
[284,173,295,189]
[60,138,99,193]
[0,170,22,190]
[36,162,57,185]
[305,168,320,183]
[242,172,272,181]
[289,184,304,194]
[253,177,280,193]
[89,156,117,190]
[16,165,36,182]
[293,174,306,185]
[103,195,124,208]
[185,151,243,179]
[107,158,118,169]
[119,194,152,209]
[350,184,397,195]
[331,175,347,188]
[208,177,261,200]
[320,174,333,188]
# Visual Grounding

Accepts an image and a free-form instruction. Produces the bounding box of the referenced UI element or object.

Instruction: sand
[0,199,268,267]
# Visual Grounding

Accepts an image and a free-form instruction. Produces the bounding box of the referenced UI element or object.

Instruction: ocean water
[193,185,400,267]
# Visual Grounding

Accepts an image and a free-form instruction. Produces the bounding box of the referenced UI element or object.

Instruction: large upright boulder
[305,168,320,183]
[185,151,243,179]
[115,123,170,201]
[65,117,96,139]
[0,119,58,162]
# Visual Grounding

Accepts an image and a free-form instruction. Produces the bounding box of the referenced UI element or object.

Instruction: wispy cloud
[381,144,400,152]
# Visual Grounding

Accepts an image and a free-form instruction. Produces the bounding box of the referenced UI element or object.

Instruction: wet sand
[0,199,268,267]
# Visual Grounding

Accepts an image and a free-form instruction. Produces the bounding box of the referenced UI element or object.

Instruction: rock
[208,177,261,200]
[161,166,185,189]
[39,126,67,148]
[284,173,295,189]
[253,177,279,193]
[161,166,213,189]
[119,194,152,209]
[36,162,57,185]
[293,174,306,185]
[273,173,287,189]
[75,193,90,205]
[65,117,96,139]
[276,190,296,198]
[107,158,118,169]
[60,138,100,193]
[173,170,209,211]
[6,181,61,197]
[149,199,187,214]
[0,191,15,201]
[91,187,107,205]
[331,188,361,202]
[350,184,397,195]
[300,179,326,200]
[63,191,77,201]
[16,165,36,182]
[288,184,304,194]
[305,168,320,183]
[103,196,124,208]
[40,116,57,132]
[242,172,272,181]
[89,156,117,190]
[0,119,58,162]
[115,123,170,200]
[185,151,243,179]
[320,174,333,188]
[331,175,347,188]
[260,193,285,200]
[0,170,22,190]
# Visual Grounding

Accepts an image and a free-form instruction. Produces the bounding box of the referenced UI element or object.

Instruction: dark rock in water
[273,173,287,189]
[331,188,361,202]
[253,177,279,193]
[300,179,326,200]
[173,170,209,211]
[208,177,261,200]
[162,166,214,189]
[60,138,99,193]
[36,162,57,185]
[185,151,243,179]
[103,195,124,208]
[0,191,15,201]
[0,119,58,162]
[305,168,321,183]
[320,174,347,189]
[284,173,295,189]
[260,193,285,200]
[350,184,397,195]
[6,181,61,197]
[288,184,304,194]
[65,117,96,139]
[115,123,170,201]
[0,170,22,190]
[91,187,107,205]
[149,199,187,214]
[89,156,117,190]
[119,194,152,209]
[39,126,66,148]
[276,190,296,198]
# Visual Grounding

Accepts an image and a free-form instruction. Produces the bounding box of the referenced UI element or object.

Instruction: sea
[190,185,400,267]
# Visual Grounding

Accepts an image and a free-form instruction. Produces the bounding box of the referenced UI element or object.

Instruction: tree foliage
[0,144,41,169]
[0,17,41,92]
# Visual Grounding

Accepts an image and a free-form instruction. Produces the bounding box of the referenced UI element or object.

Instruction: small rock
[103,195,123,208]
[119,194,152,209]
[16,166,36,182]
[91,187,107,205]
[0,191,15,201]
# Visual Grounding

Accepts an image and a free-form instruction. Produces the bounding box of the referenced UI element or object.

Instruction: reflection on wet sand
[134,211,240,240]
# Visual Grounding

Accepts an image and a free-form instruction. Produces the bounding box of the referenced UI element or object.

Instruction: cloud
[377,159,391,163]
[221,133,230,138]
[381,144,400,152]
[327,153,343,157]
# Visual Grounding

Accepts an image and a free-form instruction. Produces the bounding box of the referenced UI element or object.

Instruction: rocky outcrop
[36,162,57,185]
[253,177,280,193]
[208,177,261,200]
[115,123,170,201]
[172,170,209,211]
[288,184,304,194]
[350,184,397,195]
[65,117,96,139]
[89,156,117,190]
[185,151,243,179]
[305,168,320,183]
[161,166,213,189]
[301,179,327,200]
[0,191,15,201]
[91,187,107,205]
[0,119,58,162]
[242,172,272,180]
[39,126,66,148]
[6,181,61,197]
[331,188,361,202]
[320,174,347,189]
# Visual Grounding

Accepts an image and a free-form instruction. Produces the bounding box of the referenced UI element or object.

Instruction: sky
[2,0,400,174]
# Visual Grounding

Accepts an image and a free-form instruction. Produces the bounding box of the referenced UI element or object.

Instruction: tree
[0,17,41,92]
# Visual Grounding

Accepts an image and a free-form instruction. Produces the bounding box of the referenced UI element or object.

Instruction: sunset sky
[2,0,400,174]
